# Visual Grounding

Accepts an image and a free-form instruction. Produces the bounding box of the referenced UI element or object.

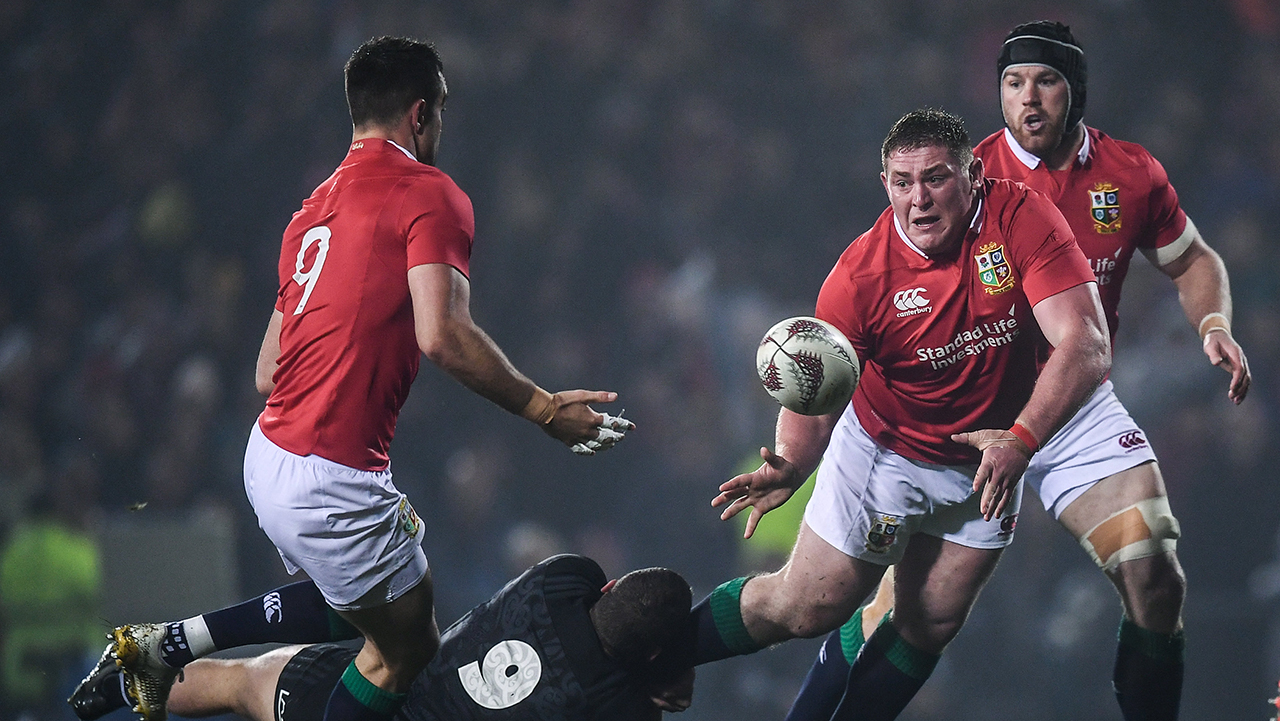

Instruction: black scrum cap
[998,21,1087,130]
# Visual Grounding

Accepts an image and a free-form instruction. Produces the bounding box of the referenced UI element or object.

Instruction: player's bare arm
[407,262,633,451]
[714,407,841,538]
[1155,233,1251,403]
[954,281,1110,520]
[254,309,283,396]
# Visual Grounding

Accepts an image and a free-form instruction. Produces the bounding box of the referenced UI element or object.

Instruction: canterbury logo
[1117,431,1147,449]
[893,287,929,311]
[263,592,282,623]
[277,688,290,721]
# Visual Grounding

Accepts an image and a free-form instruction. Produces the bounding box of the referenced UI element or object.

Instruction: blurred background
[1,0,1277,719]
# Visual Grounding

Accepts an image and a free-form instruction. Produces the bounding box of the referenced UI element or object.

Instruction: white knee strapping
[1079,497,1181,572]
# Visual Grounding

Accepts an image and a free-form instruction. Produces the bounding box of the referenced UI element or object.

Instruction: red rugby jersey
[975,127,1192,343]
[259,139,475,470]
[816,178,1094,465]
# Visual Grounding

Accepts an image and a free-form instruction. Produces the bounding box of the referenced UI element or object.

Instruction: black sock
[206,581,360,649]
[1113,618,1184,721]
[162,581,360,667]
[830,618,938,721]
[786,627,850,721]
[322,660,406,721]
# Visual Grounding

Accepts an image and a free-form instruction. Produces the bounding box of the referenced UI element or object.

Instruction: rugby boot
[68,643,128,720]
[111,624,179,721]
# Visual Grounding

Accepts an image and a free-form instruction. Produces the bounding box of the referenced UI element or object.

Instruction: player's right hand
[544,390,635,454]
[713,446,803,539]
[1203,331,1251,404]
[951,429,1030,521]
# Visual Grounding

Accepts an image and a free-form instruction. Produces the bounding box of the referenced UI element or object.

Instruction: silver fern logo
[263,592,282,623]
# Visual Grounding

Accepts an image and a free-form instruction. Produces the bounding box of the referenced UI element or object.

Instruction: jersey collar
[385,139,417,161]
[346,138,419,162]
[1001,126,1090,169]
[891,198,984,258]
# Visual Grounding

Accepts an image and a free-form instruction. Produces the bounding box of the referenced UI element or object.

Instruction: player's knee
[1115,553,1186,617]
[381,635,438,681]
[892,604,965,654]
[782,596,857,639]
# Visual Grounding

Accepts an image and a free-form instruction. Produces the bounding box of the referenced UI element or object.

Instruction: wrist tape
[520,387,556,425]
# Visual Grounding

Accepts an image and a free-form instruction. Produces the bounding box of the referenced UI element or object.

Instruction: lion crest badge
[1089,182,1121,234]
[975,242,1015,296]
[866,514,904,555]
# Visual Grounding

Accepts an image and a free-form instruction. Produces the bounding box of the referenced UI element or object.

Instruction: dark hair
[881,109,973,172]
[344,36,445,129]
[592,568,692,666]
[997,21,1087,129]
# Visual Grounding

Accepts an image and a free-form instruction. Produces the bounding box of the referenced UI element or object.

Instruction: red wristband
[1009,422,1040,453]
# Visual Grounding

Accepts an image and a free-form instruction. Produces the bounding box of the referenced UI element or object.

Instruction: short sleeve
[815,263,872,366]
[1010,191,1096,306]
[1139,152,1193,265]
[403,175,475,278]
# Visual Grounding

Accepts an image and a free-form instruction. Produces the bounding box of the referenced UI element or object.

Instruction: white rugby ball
[756,317,859,416]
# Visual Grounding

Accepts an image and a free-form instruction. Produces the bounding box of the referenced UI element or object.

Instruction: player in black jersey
[70,556,694,721]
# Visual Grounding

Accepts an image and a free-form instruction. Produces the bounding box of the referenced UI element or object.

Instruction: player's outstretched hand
[951,429,1031,521]
[713,446,803,539]
[649,667,695,713]
[544,390,636,455]
[1203,331,1251,404]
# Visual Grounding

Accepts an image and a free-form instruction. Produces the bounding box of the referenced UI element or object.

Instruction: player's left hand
[544,390,635,454]
[951,429,1031,521]
[1203,330,1251,404]
[648,667,695,713]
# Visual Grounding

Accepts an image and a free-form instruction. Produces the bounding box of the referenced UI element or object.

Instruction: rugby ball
[756,317,859,416]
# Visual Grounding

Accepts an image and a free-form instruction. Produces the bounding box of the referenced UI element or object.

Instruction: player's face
[881,145,982,256]
[1001,66,1071,158]
[414,73,446,166]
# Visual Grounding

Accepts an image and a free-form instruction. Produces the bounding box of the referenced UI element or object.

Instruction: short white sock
[181,615,217,658]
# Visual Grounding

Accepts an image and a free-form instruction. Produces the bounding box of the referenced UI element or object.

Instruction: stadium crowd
[0,1,1276,719]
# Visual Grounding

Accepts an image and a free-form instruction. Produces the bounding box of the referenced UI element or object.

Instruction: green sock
[838,608,866,664]
[709,576,764,655]
[332,661,407,716]
[692,576,765,664]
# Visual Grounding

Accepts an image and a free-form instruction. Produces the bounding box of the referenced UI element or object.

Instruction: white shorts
[244,419,427,610]
[803,406,1023,565]
[1024,380,1158,519]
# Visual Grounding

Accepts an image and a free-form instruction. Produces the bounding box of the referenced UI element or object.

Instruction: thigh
[742,521,886,642]
[338,570,439,663]
[1024,381,1159,519]
[168,646,305,721]
[1056,461,1168,541]
[893,535,1004,653]
[804,409,973,565]
[244,422,427,609]
[270,645,358,721]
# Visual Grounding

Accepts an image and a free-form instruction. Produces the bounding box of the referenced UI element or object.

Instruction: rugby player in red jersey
[81,37,633,721]
[668,108,1110,721]
[786,22,1251,721]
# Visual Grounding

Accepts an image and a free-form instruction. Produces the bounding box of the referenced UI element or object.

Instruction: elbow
[418,325,459,370]
[255,372,274,397]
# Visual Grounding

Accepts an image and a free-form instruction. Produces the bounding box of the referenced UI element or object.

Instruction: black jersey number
[458,639,542,709]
